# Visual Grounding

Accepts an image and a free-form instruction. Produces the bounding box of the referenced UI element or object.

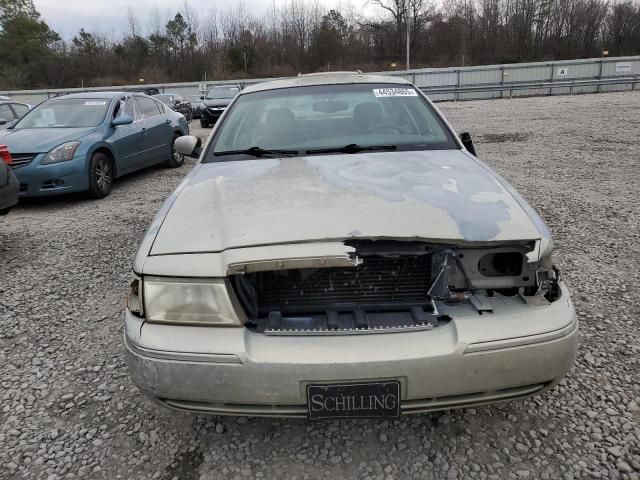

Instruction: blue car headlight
[42,141,81,165]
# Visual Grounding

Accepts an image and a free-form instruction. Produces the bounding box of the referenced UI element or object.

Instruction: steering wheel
[364,124,405,134]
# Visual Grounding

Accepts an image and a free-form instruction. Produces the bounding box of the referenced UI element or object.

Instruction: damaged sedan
[125,72,577,419]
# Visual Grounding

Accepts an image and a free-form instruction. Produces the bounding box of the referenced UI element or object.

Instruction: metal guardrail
[1,56,639,104]
[420,76,640,100]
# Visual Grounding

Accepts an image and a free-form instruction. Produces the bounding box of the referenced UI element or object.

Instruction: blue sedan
[0,92,189,198]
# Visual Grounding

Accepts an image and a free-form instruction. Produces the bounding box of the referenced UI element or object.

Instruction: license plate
[307,381,400,420]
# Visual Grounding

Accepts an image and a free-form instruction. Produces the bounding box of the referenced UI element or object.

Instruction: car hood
[202,99,232,108]
[150,150,551,255]
[0,127,97,153]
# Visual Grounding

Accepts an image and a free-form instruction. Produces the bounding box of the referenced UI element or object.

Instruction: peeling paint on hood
[306,152,517,240]
[149,150,548,256]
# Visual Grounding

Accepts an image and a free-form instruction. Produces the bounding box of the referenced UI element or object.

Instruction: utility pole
[406,4,410,70]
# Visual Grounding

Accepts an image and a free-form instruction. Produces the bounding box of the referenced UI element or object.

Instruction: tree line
[1,0,640,90]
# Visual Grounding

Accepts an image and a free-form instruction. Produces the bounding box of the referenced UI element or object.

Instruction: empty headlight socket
[478,252,524,277]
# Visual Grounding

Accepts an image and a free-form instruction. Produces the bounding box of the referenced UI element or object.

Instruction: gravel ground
[1,91,639,480]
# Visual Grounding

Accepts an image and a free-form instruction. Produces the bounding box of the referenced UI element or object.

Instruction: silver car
[125,72,577,419]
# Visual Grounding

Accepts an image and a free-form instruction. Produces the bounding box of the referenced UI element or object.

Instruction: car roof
[242,72,411,94]
[50,91,126,100]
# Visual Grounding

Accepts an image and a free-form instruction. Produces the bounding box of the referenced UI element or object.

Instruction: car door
[134,96,172,165]
[108,96,147,174]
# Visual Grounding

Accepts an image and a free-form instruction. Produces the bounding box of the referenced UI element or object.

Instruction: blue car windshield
[15,98,110,128]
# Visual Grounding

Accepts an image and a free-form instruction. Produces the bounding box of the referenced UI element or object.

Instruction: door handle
[165,119,171,124]
[141,127,147,134]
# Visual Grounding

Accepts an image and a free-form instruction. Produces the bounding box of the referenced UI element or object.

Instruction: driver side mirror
[175,135,202,158]
[459,132,476,156]
[111,115,134,127]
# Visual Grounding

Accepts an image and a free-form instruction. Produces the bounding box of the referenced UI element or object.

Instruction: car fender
[85,140,119,177]
[171,112,189,136]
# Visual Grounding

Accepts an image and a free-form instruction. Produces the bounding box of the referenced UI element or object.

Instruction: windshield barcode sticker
[84,101,107,106]
[373,88,418,97]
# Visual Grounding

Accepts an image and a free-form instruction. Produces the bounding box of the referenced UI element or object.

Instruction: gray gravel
[1,92,640,479]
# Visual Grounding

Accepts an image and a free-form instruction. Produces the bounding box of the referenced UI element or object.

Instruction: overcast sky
[34,0,361,38]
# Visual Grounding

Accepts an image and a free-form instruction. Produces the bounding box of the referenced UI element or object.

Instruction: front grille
[233,253,441,334]
[10,153,37,168]
[257,255,432,311]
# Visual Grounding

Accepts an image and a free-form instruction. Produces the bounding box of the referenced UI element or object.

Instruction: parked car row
[0,82,245,205]
[153,84,241,128]
[1,83,243,132]
[0,91,188,200]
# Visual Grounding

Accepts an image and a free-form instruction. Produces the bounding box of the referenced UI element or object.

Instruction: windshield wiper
[306,144,397,155]
[214,146,299,157]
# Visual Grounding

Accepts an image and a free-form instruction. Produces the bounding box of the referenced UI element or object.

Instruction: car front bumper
[13,154,88,197]
[124,282,578,417]
[0,166,19,212]
[200,108,225,123]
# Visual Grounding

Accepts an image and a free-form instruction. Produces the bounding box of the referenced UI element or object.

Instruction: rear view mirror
[175,135,201,158]
[111,115,134,127]
[313,99,349,114]
[459,132,476,156]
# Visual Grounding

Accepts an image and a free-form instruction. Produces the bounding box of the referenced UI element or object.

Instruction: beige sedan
[124,72,577,419]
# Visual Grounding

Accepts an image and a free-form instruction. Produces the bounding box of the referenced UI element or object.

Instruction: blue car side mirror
[111,115,134,127]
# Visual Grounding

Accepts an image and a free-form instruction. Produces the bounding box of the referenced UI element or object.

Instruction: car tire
[87,152,113,199]
[200,119,209,128]
[165,134,185,168]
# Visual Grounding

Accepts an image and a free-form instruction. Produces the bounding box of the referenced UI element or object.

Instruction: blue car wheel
[87,152,113,198]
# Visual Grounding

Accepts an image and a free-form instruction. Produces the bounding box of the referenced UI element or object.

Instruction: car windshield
[154,94,175,104]
[15,98,110,128]
[206,87,240,99]
[206,83,457,160]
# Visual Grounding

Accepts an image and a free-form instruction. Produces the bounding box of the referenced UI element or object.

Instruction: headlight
[143,276,241,325]
[42,141,80,165]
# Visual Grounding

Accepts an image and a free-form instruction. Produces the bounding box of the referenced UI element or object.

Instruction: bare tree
[4,0,640,89]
